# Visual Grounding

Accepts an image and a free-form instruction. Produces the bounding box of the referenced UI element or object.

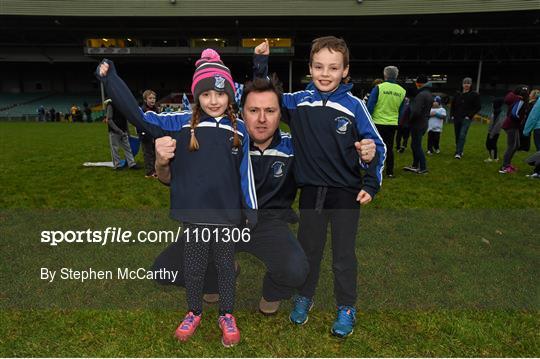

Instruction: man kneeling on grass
[151,73,377,316]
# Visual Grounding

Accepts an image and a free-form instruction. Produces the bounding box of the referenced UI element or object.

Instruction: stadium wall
[1,0,538,17]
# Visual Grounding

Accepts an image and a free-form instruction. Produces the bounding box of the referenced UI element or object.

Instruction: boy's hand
[98,62,110,77]
[254,40,270,55]
[355,139,376,163]
[155,136,176,166]
[356,190,372,205]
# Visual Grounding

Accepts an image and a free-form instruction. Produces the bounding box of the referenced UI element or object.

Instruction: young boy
[139,89,158,178]
[254,37,386,337]
[427,96,446,154]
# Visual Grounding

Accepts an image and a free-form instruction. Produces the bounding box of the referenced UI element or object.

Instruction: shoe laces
[220,314,237,333]
[294,296,312,311]
[181,312,197,330]
[336,306,356,326]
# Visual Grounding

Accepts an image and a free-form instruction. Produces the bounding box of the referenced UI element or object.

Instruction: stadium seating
[0,92,101,119]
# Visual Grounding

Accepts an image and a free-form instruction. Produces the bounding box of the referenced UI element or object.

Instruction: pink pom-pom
[200,48,220,61]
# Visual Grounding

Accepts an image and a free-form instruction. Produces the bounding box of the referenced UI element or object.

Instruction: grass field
[0,121,539,357]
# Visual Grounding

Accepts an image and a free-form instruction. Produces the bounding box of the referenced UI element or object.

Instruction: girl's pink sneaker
[218,313,240,347]
[175,311,202,341]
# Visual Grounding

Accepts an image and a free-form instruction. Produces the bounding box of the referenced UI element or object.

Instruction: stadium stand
[0,93,101,120]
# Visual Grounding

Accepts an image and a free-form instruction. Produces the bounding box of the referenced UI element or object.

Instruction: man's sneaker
[484,157,493,163]
[426,150,432,155]
[525,172,540,179]
[416,169,429,174]
[218,314,240,347]
[331,306,356,338]
[174,311,202,341]
[289,296,313,325]
[454,154,462,159]
[435,149,441,154]
[403,166,418,173]
[129,164,142,170]
[259,297,281,315]
[386,174,395,179]
[203,294,219,304]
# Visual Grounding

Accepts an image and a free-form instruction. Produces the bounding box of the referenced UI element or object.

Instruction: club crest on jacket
[335,116,351,135]
[271,161,285,178]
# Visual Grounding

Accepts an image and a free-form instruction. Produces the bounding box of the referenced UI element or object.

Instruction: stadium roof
[1,0,538,17]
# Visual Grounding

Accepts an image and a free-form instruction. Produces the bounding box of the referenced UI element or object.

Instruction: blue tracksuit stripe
[240,126,258,209]
[350,93,387,186]
[141,109,192,132]
[283,90,314,110]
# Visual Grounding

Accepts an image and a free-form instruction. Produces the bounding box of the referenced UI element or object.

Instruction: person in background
[403,74,432,174]
[37,105,45,121]
[49,107,56,122]
[367,66,406,178]
[519,89,539,151]
[499,85,529,174]
[450,77,481,159]
[523,92,540,178]
[485,97,504,162]
[396,96,411,153]
[70,104,78,122]
[426,96,446,155]
[103,98,139,170]
[140,89,158,178]
[83,102,92,122]
[363,78,383,104]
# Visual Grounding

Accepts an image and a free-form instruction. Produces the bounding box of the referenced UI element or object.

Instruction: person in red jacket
[499,85,530,174]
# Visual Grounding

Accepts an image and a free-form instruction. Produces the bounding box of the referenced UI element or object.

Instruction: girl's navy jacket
[97,59,257,226]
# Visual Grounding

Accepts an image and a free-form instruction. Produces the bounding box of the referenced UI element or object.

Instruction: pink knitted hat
[191,49,235,103]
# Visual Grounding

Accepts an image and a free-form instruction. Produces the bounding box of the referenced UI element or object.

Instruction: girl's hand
[254,40,270,55]
[356,190,372,205]
[155,136,176,166]
[99,62,110,77]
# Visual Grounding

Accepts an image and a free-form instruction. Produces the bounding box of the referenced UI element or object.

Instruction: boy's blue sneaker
[331,305,356,338]
[289,296,313,325]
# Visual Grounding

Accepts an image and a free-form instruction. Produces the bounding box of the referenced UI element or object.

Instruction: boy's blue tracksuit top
[97,59,257,226]
[254,55,386,198]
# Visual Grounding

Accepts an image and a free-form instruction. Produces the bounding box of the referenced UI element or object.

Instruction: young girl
[427,96,446,154]
[97,49,257,347]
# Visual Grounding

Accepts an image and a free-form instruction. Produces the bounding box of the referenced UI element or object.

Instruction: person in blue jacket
[523,95,540,178]
[254,37,386,338]
[96,49,256,347]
